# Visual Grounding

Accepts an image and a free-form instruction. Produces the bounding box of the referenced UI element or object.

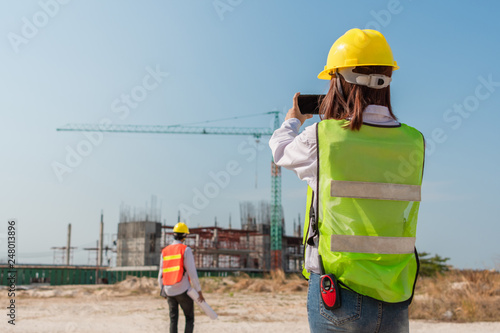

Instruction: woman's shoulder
[301,122,319,142]
[399,122,423,134]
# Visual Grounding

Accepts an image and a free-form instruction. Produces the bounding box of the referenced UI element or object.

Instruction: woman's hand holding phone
[285,92,313,126]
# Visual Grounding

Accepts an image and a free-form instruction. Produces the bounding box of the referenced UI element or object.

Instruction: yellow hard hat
[173,222,190,234]
[318,29,399,80]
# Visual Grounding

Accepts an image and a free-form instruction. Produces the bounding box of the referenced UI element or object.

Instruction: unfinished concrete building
[183,227,270,271]
[116,199,303,272]
[158,201,303,272]
[116,221,162,266]
[118,222,303,272]
[116,199,163,267]
[174,227,303,272]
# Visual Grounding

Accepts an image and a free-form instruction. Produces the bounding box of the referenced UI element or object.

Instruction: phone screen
[298,94,325,115]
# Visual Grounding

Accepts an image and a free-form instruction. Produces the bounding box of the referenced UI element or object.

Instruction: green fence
[0,265,159,286]
[0,265,263,286]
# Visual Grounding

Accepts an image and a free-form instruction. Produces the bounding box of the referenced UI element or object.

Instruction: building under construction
[115,200,303,273]
[0,200,304,288]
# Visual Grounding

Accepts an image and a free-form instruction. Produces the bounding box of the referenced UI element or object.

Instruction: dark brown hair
[319,66,396,130]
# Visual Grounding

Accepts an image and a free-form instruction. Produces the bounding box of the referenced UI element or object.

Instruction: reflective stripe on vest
[316,119,424,303]
[161,243,187,286]
[330,180,421,201]
[163,254,182,261]
[331,235,416,254]
[163,265,181,273]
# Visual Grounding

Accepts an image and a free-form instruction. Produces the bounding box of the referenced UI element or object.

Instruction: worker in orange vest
[158,222,204,333]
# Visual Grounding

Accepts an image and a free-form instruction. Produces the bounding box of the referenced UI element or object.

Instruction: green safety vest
[302,119,424,303]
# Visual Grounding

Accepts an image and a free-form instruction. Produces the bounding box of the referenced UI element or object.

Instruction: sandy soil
[1,284,499,332]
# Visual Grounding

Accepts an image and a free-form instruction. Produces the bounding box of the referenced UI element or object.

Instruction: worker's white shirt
[158,240,202,296]
[268,105,400,274]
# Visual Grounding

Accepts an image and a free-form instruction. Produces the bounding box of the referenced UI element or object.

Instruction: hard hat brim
[318,63,399,80]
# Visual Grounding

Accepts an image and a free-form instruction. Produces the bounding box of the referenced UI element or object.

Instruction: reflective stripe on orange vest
[163,266,181,273]
[161,243,187,286]
[163,254,182,261]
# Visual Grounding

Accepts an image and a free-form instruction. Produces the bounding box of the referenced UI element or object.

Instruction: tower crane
[57,111,284,271]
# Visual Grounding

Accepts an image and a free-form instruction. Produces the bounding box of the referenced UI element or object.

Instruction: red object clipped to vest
[162,243,187,286]
[320,274,341,310]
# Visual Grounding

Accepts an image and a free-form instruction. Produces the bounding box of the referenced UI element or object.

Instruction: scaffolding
[160,225,303,273]
[193,227,262,270]
[50,246,76,265]
[119,195,162,223]
[115,198,303,272]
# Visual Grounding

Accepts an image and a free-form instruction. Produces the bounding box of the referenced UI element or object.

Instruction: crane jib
[56,124,274,137]
[56,110,285,270]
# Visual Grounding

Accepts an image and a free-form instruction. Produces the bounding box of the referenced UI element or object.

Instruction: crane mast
[270,113,282,270]
[57,111,284,271]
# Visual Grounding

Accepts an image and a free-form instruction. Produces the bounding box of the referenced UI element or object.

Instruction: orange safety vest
[161,243,187,286]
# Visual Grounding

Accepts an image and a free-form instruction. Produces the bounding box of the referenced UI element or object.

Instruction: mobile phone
[298,94,325,115]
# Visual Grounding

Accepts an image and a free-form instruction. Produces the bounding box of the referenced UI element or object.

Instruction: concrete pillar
[66,223,71,265]
[98,211,104,267]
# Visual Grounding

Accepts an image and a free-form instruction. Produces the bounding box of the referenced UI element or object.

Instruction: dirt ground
[1,283,499,333]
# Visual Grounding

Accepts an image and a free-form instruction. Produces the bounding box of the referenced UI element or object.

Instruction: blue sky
[0,0,499,269]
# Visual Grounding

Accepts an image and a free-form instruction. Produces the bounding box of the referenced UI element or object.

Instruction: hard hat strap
[338,67,391,89]
[335,68,345,100]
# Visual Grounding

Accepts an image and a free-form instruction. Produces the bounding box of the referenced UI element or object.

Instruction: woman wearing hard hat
[270,29,424,332]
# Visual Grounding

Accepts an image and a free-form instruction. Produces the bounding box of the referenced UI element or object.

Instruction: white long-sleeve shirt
[268,105,400,274]
[158,240,202,296]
